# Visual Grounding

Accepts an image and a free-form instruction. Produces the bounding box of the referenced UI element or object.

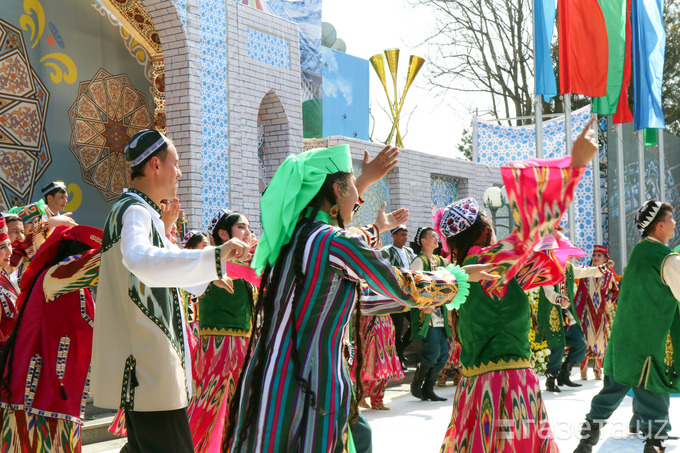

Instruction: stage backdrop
[321,48,369,142]
[476,105,595,261]
[1,0,154,228]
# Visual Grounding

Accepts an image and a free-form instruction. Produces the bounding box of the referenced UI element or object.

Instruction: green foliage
[457,127,473,161]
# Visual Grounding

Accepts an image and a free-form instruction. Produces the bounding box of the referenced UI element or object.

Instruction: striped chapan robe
[229,220,464,453]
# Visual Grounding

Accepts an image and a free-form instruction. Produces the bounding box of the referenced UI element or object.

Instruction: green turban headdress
[251,145,353,275]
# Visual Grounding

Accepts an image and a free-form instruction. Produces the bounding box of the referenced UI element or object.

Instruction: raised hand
[374,202,409,233]
[355,146,400,196]
[161,197,181,235]
[571,118,598,168]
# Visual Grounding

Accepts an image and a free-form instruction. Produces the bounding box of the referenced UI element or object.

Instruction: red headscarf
[17,225,102,298]
[0,217,8,243]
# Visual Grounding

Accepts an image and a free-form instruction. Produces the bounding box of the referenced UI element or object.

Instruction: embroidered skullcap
[439,198,479,238]
[635,200,663,232]
[433,207,450,255]
[413,227,426,245]
[17,203,41,223]
[390,225,407,235]
[208,209,232,237]
[41,181,67,198]
[124,129,170,168]
[0,217,8,243]
[252,145,353,275]
[593,245,609,258]
[181,230,201,248]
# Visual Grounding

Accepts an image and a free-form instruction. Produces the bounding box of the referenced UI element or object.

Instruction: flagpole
[659,129,666,201]
[536,97,544,158]
[638,130,645,206]
[616,123,627,268]
[592,116,602,245]
[565,94,576,238]
[532,0,544,158]
[472,114,479,163]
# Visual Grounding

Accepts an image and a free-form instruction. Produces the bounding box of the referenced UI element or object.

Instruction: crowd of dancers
[0,122,678,453]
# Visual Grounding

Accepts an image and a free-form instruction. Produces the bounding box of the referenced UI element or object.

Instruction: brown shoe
[581,370,588,380]
[358,399,369,409]
[371,403,390,410]
[437,376,448,387]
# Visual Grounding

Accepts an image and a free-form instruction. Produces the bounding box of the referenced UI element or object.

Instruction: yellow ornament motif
[20,0,45,48]
[664,332,674,368]
[549,305,561,333]
[39,53,78,84]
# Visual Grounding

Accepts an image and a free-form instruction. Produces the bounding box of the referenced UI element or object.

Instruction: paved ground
[85,372,680,452]
[364,375,679,453]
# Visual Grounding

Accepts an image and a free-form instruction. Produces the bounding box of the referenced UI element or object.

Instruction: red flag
[613,0,633,123]
[558,0,609,96]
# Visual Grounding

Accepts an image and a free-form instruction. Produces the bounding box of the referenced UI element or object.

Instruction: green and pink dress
[440,156,585,453]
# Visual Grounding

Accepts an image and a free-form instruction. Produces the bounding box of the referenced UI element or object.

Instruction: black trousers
[390,312,411,360]
[120,407,194,453]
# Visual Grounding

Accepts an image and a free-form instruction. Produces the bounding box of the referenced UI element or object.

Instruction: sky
[322,0,485,158]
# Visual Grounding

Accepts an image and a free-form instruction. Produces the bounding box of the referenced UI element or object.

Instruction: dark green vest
[457,277,531,375]
[198,279,254,337]
[536,263,579,349]
[409,254,452,340]
[604,239,680,392]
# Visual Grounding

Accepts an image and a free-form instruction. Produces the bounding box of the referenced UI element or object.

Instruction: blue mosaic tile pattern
[430,175,458,210]
[349,162,391,245]
[477,106,595,262]
[247,28,290,69]
[174,0,187,27]
[200,0,229,228]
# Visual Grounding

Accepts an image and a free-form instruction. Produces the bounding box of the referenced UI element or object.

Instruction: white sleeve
[543,286,561,305]
[120,205,221,288]
[572,264,605,279]
[661,254,680,301]
[410,257,424,272]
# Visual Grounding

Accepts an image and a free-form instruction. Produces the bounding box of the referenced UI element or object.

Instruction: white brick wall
[326,136,503,233]
[141,1,501,236]
[225,3,303,233]
[142,0,203,228]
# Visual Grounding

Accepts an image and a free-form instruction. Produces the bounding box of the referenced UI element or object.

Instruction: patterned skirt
[440,368,558,453]
[352,315,404,382]
[442,339,462,370]
[1,409,81,453]
[187,334,249,453]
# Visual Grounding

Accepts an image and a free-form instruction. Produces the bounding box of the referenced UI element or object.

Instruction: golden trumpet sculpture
[370,49,425,148]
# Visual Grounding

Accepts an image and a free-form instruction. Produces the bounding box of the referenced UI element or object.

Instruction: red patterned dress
[440,156,584,453]
[575,269,619,379]
[351,306,404,407]
[0,269,19,341]
[0,226,101,453]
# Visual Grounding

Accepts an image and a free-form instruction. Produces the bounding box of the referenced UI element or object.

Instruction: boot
[545,369,561,393]
[643,438,666,453]
[421,367,447,402]
[558,360,582,387]
[410,363,428,400]
[573,419,602,453]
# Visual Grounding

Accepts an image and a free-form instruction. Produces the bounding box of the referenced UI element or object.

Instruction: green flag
[644,128,657,146]
[592,0,627,114]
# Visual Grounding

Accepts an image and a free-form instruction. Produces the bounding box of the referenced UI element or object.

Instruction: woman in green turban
[225,145,495,453]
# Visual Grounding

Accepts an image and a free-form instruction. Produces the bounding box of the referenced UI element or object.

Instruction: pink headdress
[433,207,450,255]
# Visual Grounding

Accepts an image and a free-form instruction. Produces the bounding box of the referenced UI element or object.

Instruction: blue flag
[631,0,666,130]
[534,0,558,101]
